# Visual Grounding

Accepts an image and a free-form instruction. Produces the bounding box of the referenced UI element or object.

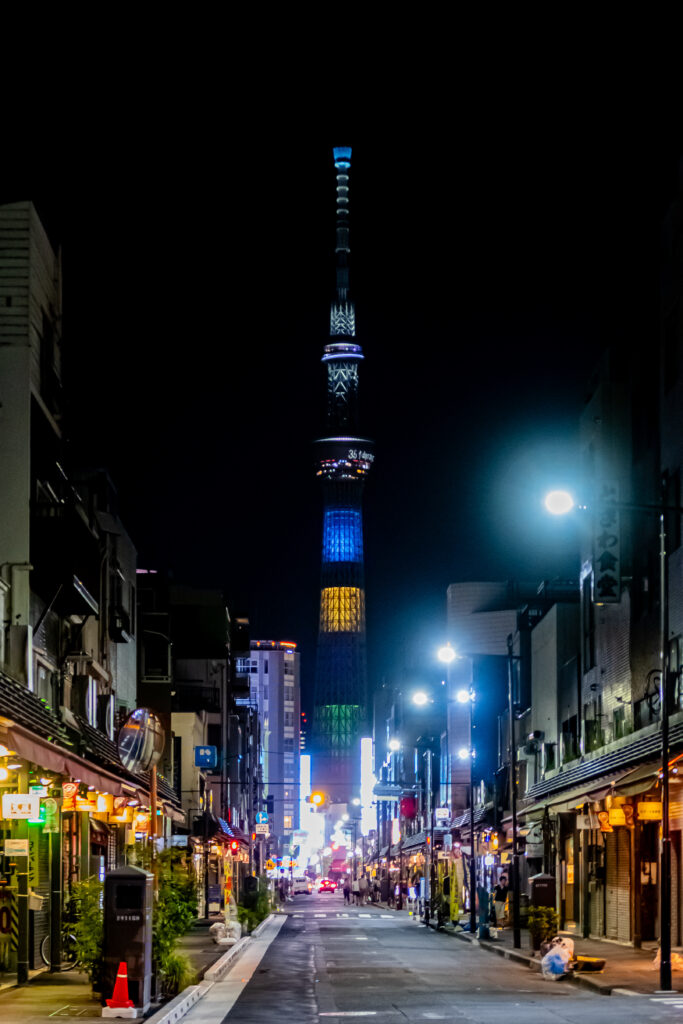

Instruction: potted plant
[527,904,559,952]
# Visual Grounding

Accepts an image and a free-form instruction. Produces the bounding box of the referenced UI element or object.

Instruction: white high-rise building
[245,641,301,847]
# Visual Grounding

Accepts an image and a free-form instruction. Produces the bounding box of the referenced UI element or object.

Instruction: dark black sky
[10,85,682,726]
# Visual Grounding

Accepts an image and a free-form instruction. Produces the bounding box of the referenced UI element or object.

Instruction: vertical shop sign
[593,481,620,603]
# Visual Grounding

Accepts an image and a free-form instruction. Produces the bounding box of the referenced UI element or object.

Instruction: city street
[182,892,683,1023]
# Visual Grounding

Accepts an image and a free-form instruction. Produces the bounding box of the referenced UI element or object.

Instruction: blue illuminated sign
[194,746,217,768]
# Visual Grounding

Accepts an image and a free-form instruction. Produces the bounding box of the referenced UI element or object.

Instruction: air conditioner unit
[7,624,33,688]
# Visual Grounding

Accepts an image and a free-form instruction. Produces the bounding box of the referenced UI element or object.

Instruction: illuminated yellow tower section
[312,146,374,802]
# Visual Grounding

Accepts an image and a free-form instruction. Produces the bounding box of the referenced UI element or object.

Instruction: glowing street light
[456,689,472,704]
[412,691,429,706]
[544,489,576,515]
[457,746,472,761]
[437,643,457,664]
[388,738,401,752]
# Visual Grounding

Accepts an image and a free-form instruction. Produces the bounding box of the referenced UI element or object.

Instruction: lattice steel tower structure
[312,146,374,802]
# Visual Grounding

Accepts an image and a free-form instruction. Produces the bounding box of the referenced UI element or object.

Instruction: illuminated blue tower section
[313,146,374,801]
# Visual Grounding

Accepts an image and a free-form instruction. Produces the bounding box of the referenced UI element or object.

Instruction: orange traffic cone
[106,962,134,1008]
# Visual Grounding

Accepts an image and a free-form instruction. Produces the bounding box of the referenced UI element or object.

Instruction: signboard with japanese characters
[637,801,662,821]
[2,793,40,820]
[593,481,620,603]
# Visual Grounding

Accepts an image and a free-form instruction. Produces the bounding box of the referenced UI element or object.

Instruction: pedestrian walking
[343,879,351,904]
[359,874,368,905]
[352,876,360,905]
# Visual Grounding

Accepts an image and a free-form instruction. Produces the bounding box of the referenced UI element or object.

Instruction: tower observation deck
[312,146,374,803]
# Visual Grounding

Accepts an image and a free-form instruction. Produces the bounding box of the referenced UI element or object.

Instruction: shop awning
[4,725,128,795]
[515,768,634,819]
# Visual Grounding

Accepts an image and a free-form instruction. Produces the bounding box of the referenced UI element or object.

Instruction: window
[284,738,294,751]
[561,716,578,762]
[264,660,268,674]
[582,574,596,670]
[284,711,294,727]
[613,706,626,739]
[284,815,293,829]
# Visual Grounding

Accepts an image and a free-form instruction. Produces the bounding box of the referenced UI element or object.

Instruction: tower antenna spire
[312,147,375,802]
[331,146,355,338]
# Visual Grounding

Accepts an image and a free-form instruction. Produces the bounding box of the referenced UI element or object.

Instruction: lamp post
[456,695,477,936]
[507,634,521,949]
[438,645,477,936]
[545,488,679,991]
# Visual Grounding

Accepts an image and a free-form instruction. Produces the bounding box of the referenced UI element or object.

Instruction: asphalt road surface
[184,890,683,1023]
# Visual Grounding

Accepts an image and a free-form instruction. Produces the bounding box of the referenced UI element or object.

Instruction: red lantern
[400,796,417,819]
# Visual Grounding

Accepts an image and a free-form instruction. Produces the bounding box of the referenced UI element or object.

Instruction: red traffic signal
[230,839,239,853]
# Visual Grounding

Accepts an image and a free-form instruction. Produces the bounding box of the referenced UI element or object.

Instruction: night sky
[7,94,682,762]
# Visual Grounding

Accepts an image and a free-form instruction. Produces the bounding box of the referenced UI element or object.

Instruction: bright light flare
[388,738,401,752]
[437,644,456,664]
[412,691,429,706]
[544,490,575,516]
[456,689,472,704]
[458,747,471,760]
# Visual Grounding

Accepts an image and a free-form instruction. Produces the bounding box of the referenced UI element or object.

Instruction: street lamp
[438,643,457,665]
[412,691,430,707]
[457,702,477,936]
[545,487,678,990]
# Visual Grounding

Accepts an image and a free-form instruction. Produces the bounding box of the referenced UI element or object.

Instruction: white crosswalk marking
[314,913,327,917]
[359,913,371,918]
[380,914,394,918]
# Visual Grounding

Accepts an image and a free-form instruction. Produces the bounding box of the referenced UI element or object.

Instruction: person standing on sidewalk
[343,878,351,904]
[352,876,360,905]
[493,873,509,927]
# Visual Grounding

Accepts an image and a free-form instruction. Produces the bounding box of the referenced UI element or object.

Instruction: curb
[448,928,617,996]
[145,914,276,1024]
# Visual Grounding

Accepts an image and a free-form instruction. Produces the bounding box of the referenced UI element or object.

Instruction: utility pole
[425,748,433,926]
[507,634,521,949]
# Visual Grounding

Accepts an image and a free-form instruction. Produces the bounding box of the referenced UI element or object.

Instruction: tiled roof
[525,721,683,802]
[74,715,181,806]
[0,670,71,746]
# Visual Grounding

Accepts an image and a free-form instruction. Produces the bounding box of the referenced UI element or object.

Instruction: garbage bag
[541,945,570,980]
[549,935,574,957]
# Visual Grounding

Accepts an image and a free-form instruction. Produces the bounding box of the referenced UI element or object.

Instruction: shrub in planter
[159,951,196,997]
[70,877,104,990]
[152,848,198,995]
[527,905,559,951]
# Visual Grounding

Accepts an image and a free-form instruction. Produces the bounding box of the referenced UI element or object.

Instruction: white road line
[315,913,327,917]
[380,915,394,919]
[359,913,371,918]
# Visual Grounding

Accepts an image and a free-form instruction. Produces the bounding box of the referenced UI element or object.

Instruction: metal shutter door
[605,831,618,938]
[616,826,631,943]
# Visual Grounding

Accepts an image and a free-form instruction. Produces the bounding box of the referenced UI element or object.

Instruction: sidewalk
[0,921,229,1023]
[369,901,682,996]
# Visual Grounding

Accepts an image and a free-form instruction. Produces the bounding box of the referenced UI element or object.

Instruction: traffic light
[230,839,239,854]
[265,795,274,814]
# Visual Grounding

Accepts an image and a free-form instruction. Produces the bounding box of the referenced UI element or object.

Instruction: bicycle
[40,930,80,971]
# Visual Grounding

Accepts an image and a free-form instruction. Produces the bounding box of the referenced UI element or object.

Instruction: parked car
[318,878,337,893]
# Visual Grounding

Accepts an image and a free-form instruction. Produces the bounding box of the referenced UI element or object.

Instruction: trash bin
[529,872,556,908]
[102,865,154,1014]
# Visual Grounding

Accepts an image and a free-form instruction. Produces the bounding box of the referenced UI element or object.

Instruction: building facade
[242,641,300,854]
[312,146,374,804]
[0,202,181,985]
